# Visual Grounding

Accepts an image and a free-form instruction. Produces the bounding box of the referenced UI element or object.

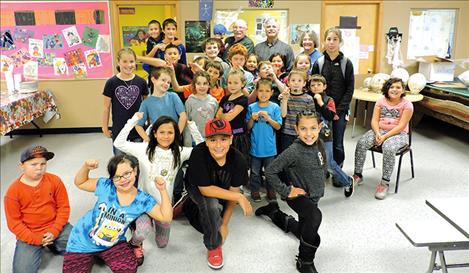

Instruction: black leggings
[286,196,322,247]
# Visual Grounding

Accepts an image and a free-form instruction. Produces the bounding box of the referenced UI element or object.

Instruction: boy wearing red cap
[182,118,252,270]
[4,145,72,273]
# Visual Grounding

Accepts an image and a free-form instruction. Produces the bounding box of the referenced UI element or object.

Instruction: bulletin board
[0,1,113,80]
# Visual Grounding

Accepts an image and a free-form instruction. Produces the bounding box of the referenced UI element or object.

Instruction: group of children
[5,18,414,273]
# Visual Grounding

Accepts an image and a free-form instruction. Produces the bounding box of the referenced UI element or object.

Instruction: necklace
[118,74,134,88]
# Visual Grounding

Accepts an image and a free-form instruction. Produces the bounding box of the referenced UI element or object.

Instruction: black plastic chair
[370,126,414,193]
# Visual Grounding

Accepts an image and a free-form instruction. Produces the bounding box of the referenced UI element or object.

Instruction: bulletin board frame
[0,1,113,81]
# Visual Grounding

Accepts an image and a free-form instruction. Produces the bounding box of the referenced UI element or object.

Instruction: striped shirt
[282,93,315,135]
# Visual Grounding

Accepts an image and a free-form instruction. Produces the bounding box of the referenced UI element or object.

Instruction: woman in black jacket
[311,27,354,169]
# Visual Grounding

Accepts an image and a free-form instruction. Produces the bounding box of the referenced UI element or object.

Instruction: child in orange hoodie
[4,145,72,273]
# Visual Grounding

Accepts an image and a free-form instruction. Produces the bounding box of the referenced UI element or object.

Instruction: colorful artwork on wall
[0,1,113,80]
[185,21,210,53]
[122,26,148,47]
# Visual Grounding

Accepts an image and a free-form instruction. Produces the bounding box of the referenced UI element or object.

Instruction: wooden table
[417,83,469,130]
[351,88,423,137]
[1,90,57,136]
[426,198,469,239]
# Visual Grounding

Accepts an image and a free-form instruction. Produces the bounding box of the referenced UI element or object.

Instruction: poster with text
[29,39,44,58]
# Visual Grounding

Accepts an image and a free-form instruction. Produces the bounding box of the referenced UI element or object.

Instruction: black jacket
[312,51,354,115]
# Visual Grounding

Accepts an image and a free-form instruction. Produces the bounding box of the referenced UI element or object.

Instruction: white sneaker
[375,182,389,200]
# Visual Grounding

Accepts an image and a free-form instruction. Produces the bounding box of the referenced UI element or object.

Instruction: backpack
[317,55,348,79]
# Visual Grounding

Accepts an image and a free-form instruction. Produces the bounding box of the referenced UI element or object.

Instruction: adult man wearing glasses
[222,19,254,61]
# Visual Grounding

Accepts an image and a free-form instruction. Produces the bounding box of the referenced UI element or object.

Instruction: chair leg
[371,151,376,168]
[395,154,404,193]
[409,149,415,179]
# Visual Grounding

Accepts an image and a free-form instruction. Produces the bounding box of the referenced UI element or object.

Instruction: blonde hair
[227,68,246,86]
[288,69,307,81]
[294,54,311,70]
[116,48,136,72]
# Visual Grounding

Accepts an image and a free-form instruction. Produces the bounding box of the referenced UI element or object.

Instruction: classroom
[1,1,468,272]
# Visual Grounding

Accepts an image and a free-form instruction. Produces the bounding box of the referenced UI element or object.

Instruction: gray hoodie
[266,139,326,203]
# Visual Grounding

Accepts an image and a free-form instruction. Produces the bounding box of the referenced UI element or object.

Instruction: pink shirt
[375,97,413,133]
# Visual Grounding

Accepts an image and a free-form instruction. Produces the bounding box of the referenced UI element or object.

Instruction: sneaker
[207,246,224,270]
[343,176,354,198]
[375,182,389,200]
[266,190,277,201]
[131,243,144,266]
[173,192,188,219]
[251,191,261,202]
[351,174,363,186]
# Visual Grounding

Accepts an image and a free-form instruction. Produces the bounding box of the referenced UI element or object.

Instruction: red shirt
[4,173,70,245]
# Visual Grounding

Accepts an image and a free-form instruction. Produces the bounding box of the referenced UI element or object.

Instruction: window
[15,11,35,26]
[94,9,105,24]
[55,10,76,25]
[407,9,457,59]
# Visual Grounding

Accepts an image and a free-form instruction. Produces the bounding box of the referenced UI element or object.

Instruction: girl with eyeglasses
[114,112,202,264]
[63,154,172,273]
[255,110,327,273]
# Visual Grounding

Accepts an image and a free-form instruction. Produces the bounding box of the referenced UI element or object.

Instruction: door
[110,1,178,77]
[322,1,383,75]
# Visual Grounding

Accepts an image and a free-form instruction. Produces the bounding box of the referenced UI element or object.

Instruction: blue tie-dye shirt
[66,178,156,253]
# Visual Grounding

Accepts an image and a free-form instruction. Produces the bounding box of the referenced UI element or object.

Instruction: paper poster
[96,34,110,53]
[75,9,95,25]
[1,55,14,73]
[82,27,99,48]
[185,21,211,53]
[35,10,55,25]
[53,57,68,75]
[64,48,84,66]
[62,26,82,47]
[249,0,274,8]
[38,52,56,66]
[23,61,38,80]
[43,33,64,49]
[72,64,87,79]
[199,0,213,21]
[14,27,34,43]
[10,48,31,68]
[29,39,44,58]
[1,11,15,26]
[84,49,102,68]
[340,29,360,74]
[122,26,148,47]
[290,24,320,45]
[1,30,15,50]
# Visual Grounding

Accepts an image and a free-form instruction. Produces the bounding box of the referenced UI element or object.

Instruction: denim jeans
[324,141,351,186]
[281,133,297,153]
[183,181,224,250]
[13,223,73,273]
[250,156,275,192]
[332,112,348,166]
